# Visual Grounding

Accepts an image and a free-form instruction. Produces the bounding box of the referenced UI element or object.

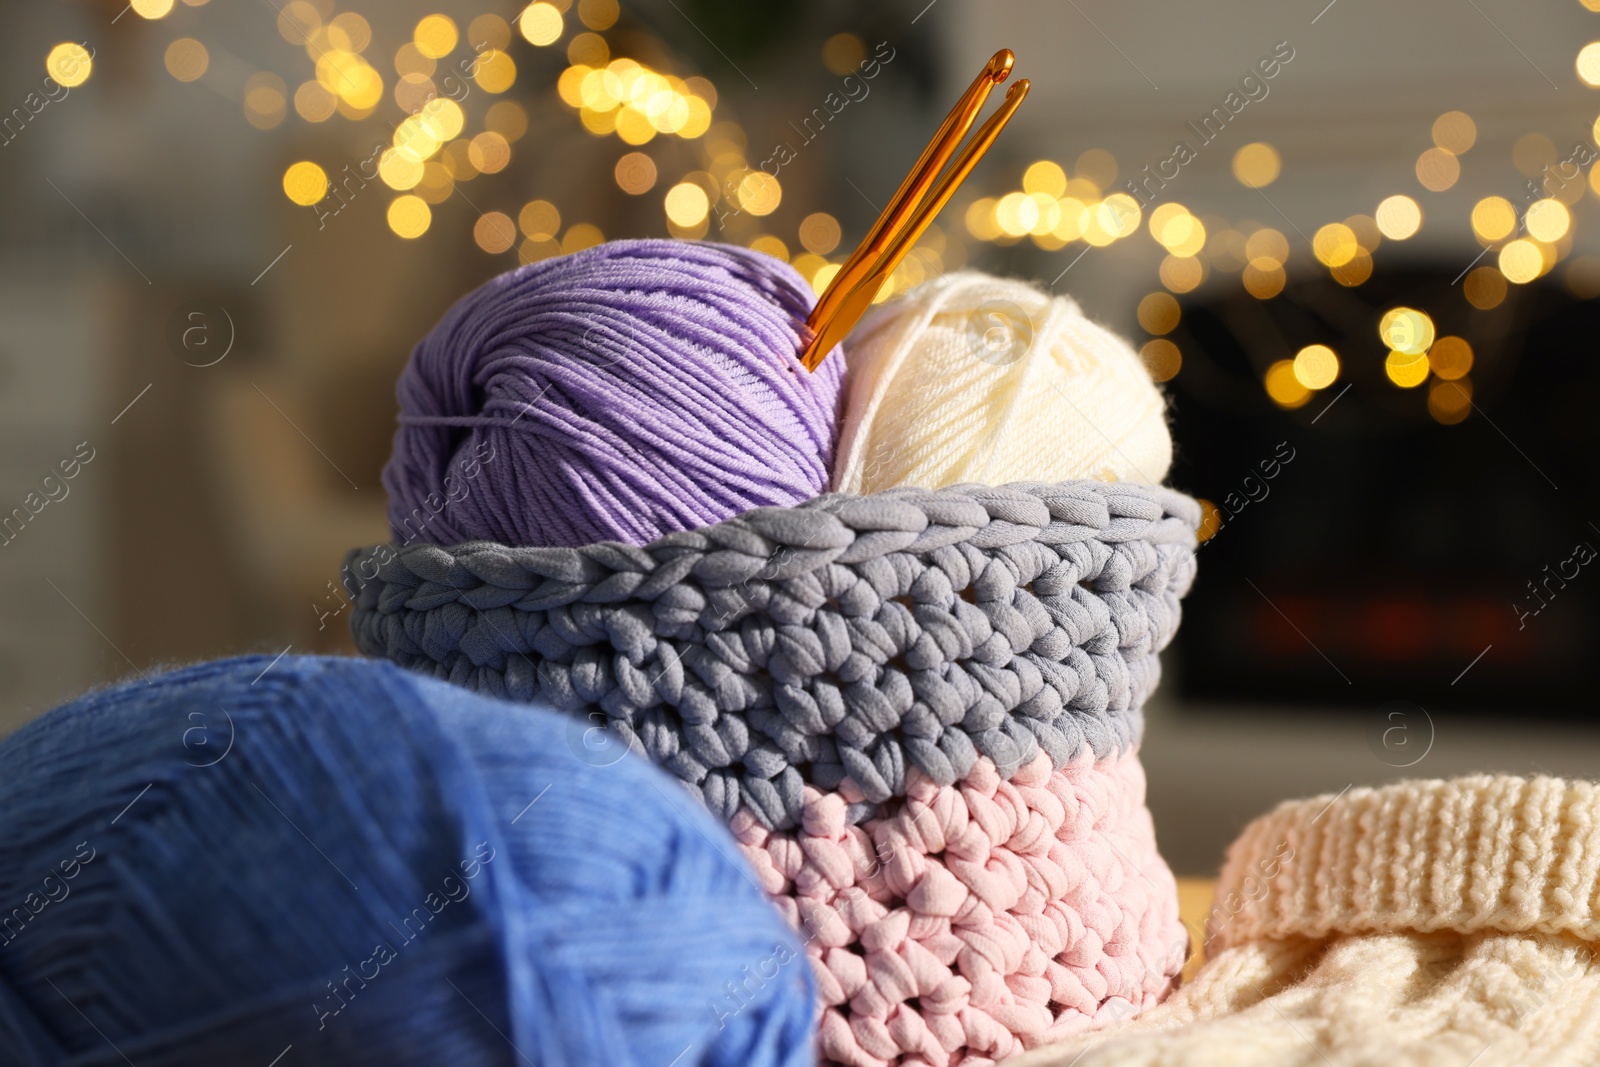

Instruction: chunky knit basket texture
[343,480,1199,831]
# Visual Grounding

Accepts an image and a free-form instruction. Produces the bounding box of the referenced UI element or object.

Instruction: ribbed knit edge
[1207,775,1600,952]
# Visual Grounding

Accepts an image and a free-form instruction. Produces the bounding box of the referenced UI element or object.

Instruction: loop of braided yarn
[733,750,1184,1067]
[344,481,1199,831]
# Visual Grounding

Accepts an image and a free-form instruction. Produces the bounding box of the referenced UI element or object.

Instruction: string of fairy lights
[38,0,1600,438]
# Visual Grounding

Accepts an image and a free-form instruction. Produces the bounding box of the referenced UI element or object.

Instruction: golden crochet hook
[800,49,1030,372]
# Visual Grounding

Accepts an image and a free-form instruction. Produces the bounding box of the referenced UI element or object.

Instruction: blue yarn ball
[0,655,814,1067]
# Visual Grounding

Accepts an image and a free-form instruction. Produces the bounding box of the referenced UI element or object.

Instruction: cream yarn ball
[831,272,1172,493]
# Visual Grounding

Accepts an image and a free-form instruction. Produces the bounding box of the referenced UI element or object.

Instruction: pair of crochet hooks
[799,49,1031,372]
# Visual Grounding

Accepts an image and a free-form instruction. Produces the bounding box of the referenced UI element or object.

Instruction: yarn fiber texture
[0,654,815,1067]
[383,239,844,549]
[832,273,1171,495]
[1008,775,1600,1067]
[345,479,1201,832]
[739,750,1185,1066]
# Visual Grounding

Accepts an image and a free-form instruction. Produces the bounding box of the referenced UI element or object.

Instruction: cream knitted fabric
[1004,776,1600,1067]
[832,273,1172,494]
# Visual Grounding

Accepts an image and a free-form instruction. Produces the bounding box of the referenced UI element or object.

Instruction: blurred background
[4,0,1599,873]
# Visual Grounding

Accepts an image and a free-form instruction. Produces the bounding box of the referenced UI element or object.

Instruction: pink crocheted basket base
[731,750,1185,1067]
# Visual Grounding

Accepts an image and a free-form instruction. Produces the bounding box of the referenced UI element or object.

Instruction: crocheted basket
[345,479,1200,1066]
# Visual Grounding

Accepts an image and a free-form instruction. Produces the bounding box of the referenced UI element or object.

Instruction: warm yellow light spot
[473,212,517,253]
[1159,254,1205,294]
[419,98,465,141]
[132,0,174,18]
[1242,261,1286,299]
[414,162,454,204]
[46,43,93,88]
[468,131,511,174]
[1379,307,1435,356]
[1154,208,1205,257]
[330,12,372,52]
[738,171,781,215]
[1265,360,1312,408]
[680,96,713,139]
[468,14,512,51]
[486,100,529,142]
[518,200,560,241]
[1345,215,1381,253]
[615,105,656,144]
[664,182,710,227]
[1023,160,1068,198]
[414,15,459,58]
[394,73,436,114]
[994,192,1035,237]
[520,3,563,46]
[580,104,618,136]
[1416,147,1459,192]
[1428,377,1472,424]
[1499,239,1543,284]
[1137,292,1181,335]
[395,116,441,163]
[1051,198,1089,242]
[277,1,319,43]
[1140,339,1182,382]
[1196,499,1222,543]
[966,198,1001,241]
[387,195,432,238]
[750,235,789,262]
[293,81,336,122]
[378,149,424,190]
[1312,223,1359,267]
[1431,111,1476,154]
[1332,252,1373,287]
[1471,196,1517,242]
[395,44,436,78]
[1375,195,1422,239]
[1525,198,1570,242]
[1385,350,1429,388]
[1579,42,1600,87]
[1464,266,1507,310]
[519,237,561,263]
[568,32,608,67]
[1428,336,1473,380]
[474,50,517,93]
[1245,227,1290,267]
[561,223,604,253]
[1232,142,1281,188]
[798,212,841,255]
[578,68,620,111]
[614,152,657,194]
[809,262,842,299]
[282,161,328,206]
[578,0,619,30]
[1293,344,1339,390]
[1099,193,1141,238]
[244,72,286,130]
[821,33,865,76]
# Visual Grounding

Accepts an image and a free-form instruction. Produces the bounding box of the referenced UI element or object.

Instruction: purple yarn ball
[383,240,844,548]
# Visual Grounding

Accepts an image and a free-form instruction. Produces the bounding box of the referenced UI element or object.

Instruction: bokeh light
[1428,377,1472,424]
[664,182,709,227]
[1578,42,1600,87]
[281,161,328,206]
[614,152,657,194]
[1140,339,1182,382]
[1293,345,1340,389]
[1379,307,1436,355]
[132,0,174,18]
[1385,350,1430,388]
[1137,292,1181,335]
[1375,195,1422,239]
[1464,267,1507,309]
[798,212,841,255]
[387,195,432,238]
[473,212,517,253]
[821,33,866,76]
[46,43,93,88]
[1499,238,1544,284]
[1428,336,1474,380]
[414,15,459,58]
[1431,111,1476,154]
[1265,360,1311,408]
[1525,199,1570,243]
[1471,196,1517,242]
[1232,143,1281,188]
[1415,147,1460,192]
[518,200,560,241]
[520,3,563,46]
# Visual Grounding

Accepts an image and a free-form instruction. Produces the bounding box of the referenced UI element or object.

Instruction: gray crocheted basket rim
[344,480,1200,831]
